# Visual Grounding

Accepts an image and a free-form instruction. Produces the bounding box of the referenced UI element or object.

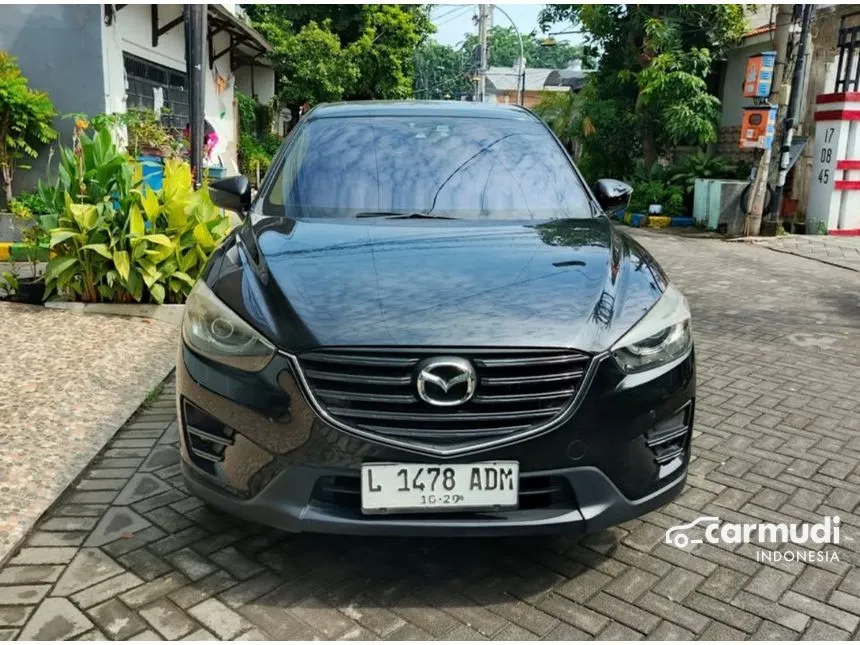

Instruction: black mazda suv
[177,101,695,536]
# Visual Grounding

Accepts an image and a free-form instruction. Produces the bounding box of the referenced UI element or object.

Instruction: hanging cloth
[211,62,234,120]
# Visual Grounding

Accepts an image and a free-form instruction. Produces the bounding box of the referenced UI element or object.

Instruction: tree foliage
[460,26,594,70]
[242,5,433,120]
[537,5,749,180]
[413,40,472,100]
[532,90,578,153]
[413,26,592,100]
[0,52,57,206]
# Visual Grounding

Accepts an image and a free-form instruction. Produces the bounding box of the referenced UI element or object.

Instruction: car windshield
[261,114,592,220]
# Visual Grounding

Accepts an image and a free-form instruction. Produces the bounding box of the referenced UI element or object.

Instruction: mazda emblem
[416,357,477,407]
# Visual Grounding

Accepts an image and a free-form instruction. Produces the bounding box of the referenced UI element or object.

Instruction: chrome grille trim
[480,370,584,386]
[281,348,606,457]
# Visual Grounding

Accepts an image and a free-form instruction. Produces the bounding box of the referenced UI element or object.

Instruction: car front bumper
[177,345,695,536]
[182,459,687,536]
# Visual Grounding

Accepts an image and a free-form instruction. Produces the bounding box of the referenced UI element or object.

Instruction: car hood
[210,216,668,354]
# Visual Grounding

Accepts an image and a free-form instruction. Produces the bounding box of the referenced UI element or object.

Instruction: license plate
[360,462,519,514]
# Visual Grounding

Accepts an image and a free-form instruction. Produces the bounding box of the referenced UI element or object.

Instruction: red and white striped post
[807,92,860,235]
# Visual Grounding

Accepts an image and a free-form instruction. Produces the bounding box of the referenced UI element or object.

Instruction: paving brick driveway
[2,230,860,641]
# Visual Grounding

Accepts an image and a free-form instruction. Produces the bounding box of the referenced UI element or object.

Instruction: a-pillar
[807,92,860,235]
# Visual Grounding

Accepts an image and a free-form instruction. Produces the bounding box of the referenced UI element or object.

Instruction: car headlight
[181,280,275,372]
[611,284,692,373]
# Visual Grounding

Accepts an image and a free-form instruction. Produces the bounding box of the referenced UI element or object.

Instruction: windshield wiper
[355,211,457,220]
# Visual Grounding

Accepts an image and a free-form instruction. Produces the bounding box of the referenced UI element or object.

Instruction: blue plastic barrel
[138,155,164,192]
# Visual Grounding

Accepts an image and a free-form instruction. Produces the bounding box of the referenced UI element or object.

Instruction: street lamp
[491,4,525,106]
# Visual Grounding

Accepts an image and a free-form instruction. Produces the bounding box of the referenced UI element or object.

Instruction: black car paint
[209,215,667,354]
[180,102,694,535]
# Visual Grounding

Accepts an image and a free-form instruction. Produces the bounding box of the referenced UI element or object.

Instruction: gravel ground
[0,303,178,564]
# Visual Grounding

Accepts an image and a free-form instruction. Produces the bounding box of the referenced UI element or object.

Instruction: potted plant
[125,108,176,158]
[1,198,51,303]
[124,109,180,193]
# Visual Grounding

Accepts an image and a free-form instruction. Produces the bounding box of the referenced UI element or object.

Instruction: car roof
[306,100,536,121]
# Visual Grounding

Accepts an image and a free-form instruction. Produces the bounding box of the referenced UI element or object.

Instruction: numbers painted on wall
[816,129,837,184]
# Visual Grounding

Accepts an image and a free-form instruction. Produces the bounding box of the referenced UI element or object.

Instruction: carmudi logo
[665,515,842,563]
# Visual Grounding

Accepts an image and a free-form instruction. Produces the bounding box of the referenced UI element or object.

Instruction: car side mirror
[593,179,633,215]
[209,175,251,216]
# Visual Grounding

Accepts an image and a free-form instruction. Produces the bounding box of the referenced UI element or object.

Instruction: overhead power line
[434,5,474,29]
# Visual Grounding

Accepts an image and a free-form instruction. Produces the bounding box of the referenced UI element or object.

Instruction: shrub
[43,121,232,304]
[0,52,58,207]
[668,152,738,194]
[236,90,282,185]
[629,179,685,218]
[9,190,52,215]
[37,117,132,214]
[125,108,180,157]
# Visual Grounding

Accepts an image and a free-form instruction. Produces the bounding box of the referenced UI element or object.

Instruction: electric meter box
[743,51,777,98]
[739,106,777,150]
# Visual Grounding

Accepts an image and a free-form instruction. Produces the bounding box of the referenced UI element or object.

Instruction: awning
[112,4,273,72]
[207,4,273,71]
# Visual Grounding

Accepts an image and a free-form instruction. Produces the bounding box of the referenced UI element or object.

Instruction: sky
[429,4,582,48]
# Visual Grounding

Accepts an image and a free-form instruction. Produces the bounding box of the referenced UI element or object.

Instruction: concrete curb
[43,302,185,326]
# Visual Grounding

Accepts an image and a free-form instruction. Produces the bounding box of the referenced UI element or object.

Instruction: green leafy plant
[534,90,578,154]
[236,91,282,185]
[0,52,58,206]
[37,118,133,214]
[9,189,51,214]
[0,269,18,295]
[538,5,748,176]
[668,152,737,194]
[630,160,669,184]
[237,90,258,135]
[244,5,433,121]
[125,108,179,158]
[629,179,684,218]
[7,198,50,277]
[45,152,233,304]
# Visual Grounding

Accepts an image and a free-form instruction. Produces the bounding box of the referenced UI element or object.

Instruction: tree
[344,5,434,101]
[413,41,472,99]
[460,26,594,70]
[0,52,57,206]
[532,90,578,154]
[242,5,433,122]
[538,5,748,179]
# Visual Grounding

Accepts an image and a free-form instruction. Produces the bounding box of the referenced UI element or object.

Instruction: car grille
[294,348,591,448]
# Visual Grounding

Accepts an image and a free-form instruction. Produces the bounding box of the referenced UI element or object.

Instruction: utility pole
[492,3,525,106]
[745,4,794,237]
[477,4,489,102]
[184,4,206,188]
[772,4,814,227]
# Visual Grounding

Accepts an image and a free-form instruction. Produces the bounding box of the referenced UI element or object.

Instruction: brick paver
[1,229,859,640]
[750,234,860,272]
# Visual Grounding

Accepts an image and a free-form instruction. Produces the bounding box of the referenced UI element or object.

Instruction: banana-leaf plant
[45,149,233,304]
[38,121,133,214]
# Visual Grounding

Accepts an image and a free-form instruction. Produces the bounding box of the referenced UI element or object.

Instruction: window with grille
[835,12,860,92]
[123,53,190,129]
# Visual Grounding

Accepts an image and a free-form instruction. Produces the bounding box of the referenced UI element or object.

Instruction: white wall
[234,65,275,104]
[101,4,239,173]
